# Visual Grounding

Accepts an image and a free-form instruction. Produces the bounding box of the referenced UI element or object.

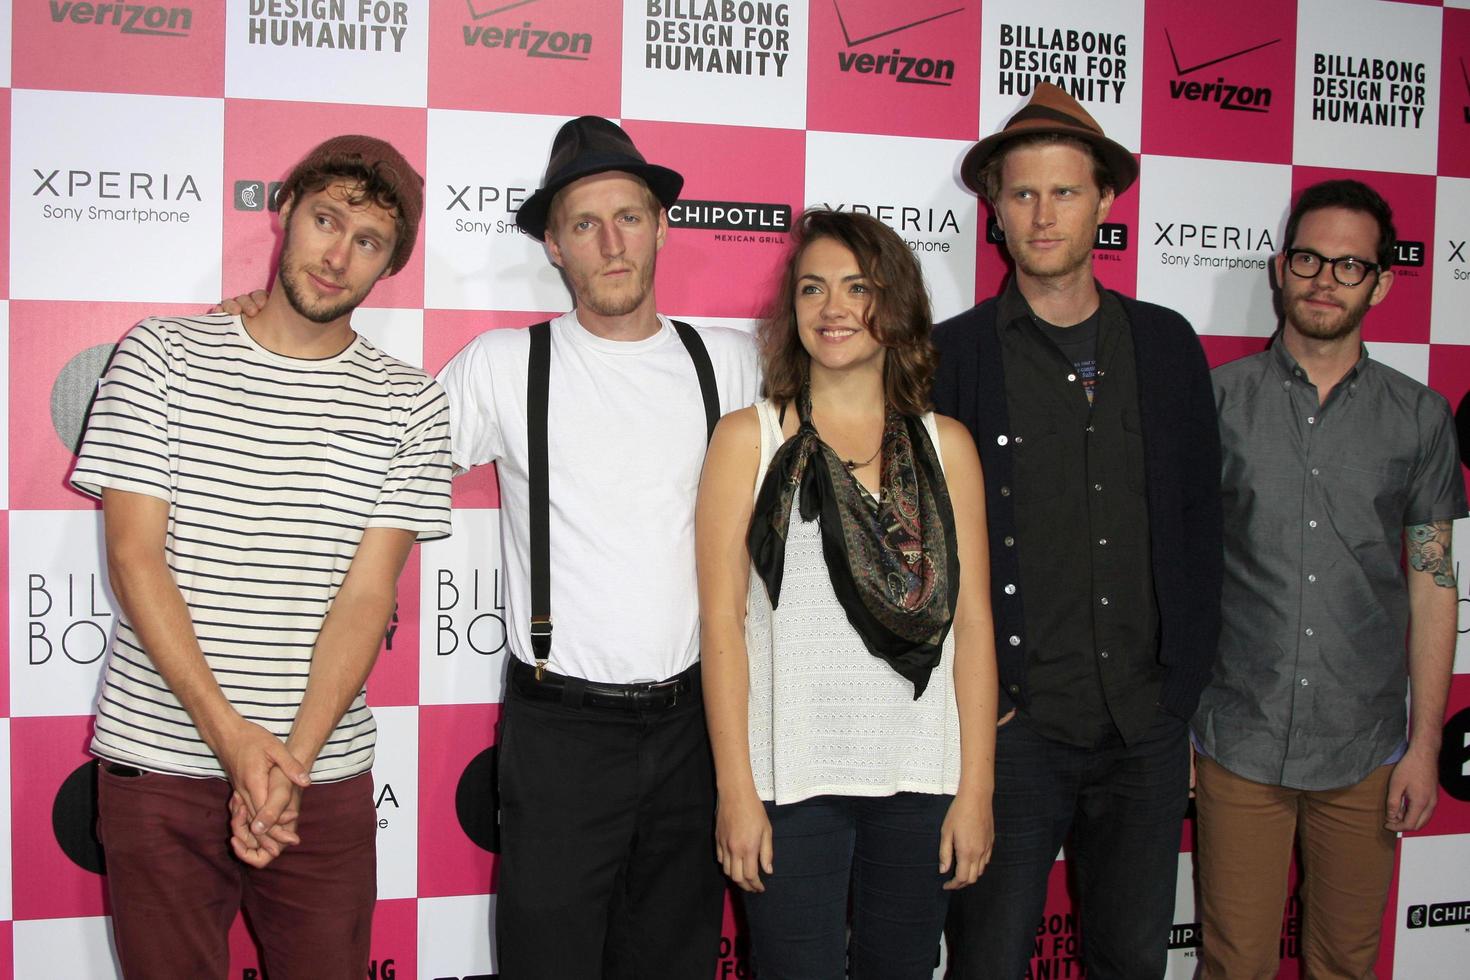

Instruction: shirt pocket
[1323,456,1410,544]
[1011,418,1065,504]
[322,428,397,518]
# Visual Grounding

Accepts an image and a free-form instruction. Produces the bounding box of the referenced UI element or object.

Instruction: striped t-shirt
[71,313,453,782]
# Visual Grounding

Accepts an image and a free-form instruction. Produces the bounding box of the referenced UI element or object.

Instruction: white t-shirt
[437,312,760,684]
[745,399,961,805]
[71,314,454,781]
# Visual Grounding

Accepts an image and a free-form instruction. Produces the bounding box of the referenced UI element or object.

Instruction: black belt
[509,658,699,712]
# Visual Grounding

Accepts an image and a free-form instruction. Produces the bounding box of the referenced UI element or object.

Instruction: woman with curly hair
[695,208,999,979]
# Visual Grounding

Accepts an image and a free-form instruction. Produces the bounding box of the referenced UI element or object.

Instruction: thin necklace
[843,443,881,471]
[801,389,884,471]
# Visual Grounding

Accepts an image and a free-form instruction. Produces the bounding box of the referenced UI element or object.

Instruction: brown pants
[1195,755,1396,980]
[97,762,376,980]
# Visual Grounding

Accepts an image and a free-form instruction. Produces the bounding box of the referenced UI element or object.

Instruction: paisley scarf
[747,387,959,698]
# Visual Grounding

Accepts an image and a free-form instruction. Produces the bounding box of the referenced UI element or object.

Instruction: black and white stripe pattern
[72,313,452,781]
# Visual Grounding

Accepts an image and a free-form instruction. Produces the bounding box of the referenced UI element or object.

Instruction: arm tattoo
[1407,520,1456,589]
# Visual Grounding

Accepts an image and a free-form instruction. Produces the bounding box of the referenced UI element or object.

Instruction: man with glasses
[1192,179,1466,978]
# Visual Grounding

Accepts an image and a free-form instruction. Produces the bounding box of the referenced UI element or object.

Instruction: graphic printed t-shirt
[1035,310,1101,404]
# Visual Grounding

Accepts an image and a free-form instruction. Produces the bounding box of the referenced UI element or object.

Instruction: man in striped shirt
[70,135,453,978]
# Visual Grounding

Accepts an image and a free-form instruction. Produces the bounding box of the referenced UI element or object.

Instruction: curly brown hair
[277,137,423,275]
[758,208,936,416]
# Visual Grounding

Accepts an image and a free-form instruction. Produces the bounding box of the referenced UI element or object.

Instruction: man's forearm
[1406,521,1457,752]
[102,490,243,753]
[1406,589,1455,753]
[287,527,415,769]
[287,591,394,770]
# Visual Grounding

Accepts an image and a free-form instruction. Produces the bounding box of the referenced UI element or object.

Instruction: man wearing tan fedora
[437,116,760,978]
[932,83,1223,978]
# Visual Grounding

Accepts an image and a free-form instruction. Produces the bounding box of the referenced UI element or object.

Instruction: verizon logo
[49,1,192,37]
[1164,28,1278,113]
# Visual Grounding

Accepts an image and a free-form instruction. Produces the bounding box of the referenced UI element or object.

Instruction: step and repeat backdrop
[3,0,1470,977]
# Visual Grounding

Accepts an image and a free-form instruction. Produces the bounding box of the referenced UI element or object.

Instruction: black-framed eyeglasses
[1284,248,1381,287]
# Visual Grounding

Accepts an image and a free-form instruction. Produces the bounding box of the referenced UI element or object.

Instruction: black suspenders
[527,322,554,675]
[525,319,720,678]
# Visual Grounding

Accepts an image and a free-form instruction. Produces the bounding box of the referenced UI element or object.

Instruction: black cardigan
[932,289,1224,722]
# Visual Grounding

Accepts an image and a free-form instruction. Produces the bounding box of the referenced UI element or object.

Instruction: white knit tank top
[745,399,962,805]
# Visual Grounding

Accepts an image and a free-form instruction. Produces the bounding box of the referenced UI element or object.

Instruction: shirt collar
[999,277,1119,331]
[998,278,1032,331]
[1268,332,1370,386]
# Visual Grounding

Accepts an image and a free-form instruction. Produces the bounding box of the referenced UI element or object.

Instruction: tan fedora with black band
[961,83,1138,198]
[516,116,684,242]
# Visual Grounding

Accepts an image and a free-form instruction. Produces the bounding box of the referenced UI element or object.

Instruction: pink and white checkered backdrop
[3,1,1470,976]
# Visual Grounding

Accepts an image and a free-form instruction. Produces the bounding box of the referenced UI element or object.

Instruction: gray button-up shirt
[1193,339,1467,791]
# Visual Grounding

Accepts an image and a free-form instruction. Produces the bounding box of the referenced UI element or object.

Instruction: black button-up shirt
[1194,339,1468,790]
[1000,285,1162,747]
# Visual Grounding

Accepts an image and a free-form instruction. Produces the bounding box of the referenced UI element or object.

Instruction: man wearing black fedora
[931,84,1222,978]
[437,116,760,978]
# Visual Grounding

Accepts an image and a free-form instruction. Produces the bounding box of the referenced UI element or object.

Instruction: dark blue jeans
[741,792,952,980]
[946,711,1189,980]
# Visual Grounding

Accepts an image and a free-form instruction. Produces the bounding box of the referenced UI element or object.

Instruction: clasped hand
[216,718,311,868]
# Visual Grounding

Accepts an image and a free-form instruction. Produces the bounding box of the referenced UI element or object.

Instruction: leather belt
[509,658,699,712]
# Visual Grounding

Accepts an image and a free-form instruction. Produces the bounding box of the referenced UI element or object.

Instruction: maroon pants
[96,762,376,980]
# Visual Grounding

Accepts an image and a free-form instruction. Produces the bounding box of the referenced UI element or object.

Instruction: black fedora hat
[516,116,684,241]
[961,83,1137,198]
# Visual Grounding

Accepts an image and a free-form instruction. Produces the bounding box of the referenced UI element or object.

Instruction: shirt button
[1098,538,1108,546]
[1086,425,1095,433]
[1099,596,1110,606]
[1307,416,1316,425]
[1283,380,1292,389]
[1304,628,1314,636]
[1100,650,1110,659]
[997,435,1008,446]
[1311,468,1319,476]
[1004,536,1015,547]
[1008,635,1021,647]
[1093,483,1103,491]
[1067,373,1077,382]
[1008,684,1020,695]
[1300,678,1309,686]
[1308,574,1316,583]
[1014,436,1024,444]
[1000,485,1011,497]
[1004,583,1016,595]
[1309,520,1318,528]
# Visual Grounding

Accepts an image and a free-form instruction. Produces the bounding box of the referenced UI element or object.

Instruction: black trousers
[495,663,725,979]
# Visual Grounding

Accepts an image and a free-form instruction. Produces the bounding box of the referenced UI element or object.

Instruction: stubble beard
[574,261,656,318]
[1285,289,1371,343]
[276,218,368,325]
[1009,234,1094,284]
